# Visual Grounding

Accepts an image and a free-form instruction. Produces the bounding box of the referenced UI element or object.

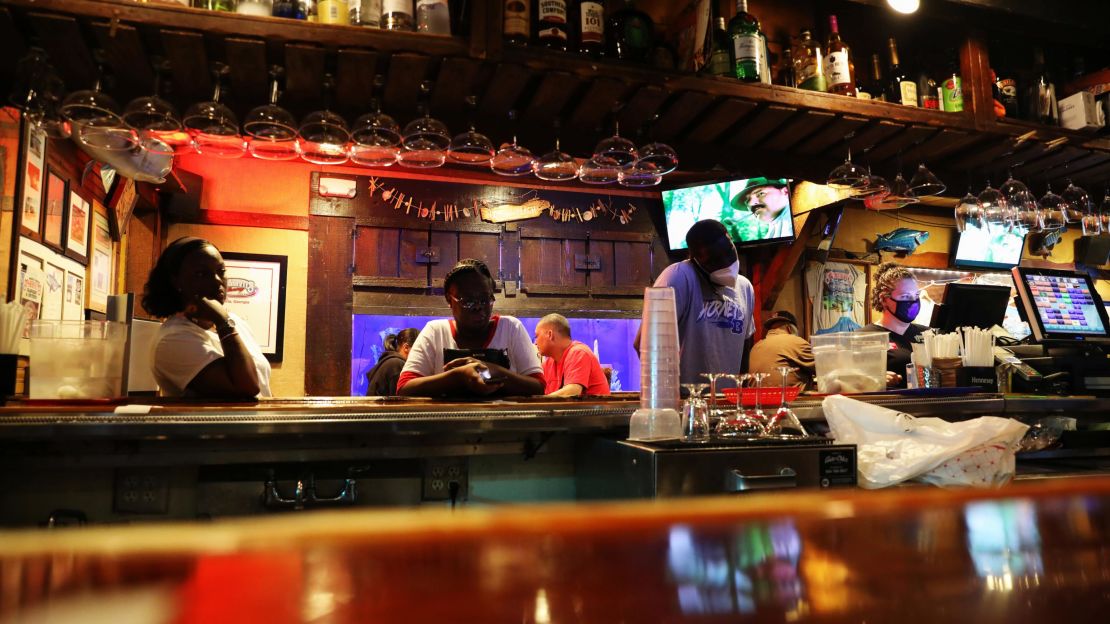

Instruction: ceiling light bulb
[887,0,920,14]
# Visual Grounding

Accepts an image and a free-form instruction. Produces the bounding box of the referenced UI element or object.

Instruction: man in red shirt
[534,314,611,397]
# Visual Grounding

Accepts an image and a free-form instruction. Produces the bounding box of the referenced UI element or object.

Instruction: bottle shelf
[2,0,1108,189]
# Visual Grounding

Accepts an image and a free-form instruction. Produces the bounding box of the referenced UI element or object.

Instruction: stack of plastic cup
[630,287,682,440]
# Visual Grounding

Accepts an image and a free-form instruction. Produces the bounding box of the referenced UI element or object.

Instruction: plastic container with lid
[811,331,888,393]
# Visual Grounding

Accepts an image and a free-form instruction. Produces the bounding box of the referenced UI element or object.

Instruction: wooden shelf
[3,0,1110,190]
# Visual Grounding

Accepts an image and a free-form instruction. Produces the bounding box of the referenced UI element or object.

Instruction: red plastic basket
[721,386,801,406]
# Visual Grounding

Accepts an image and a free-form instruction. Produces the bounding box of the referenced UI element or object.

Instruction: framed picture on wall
[42,169,67,252]
[41,262,66,321]
[87,209,112,314]
[19,124,46,240]
[803,258,873,336]
[221,252,287,362]
[65,191,90,264]
[18,251,45,338]
[107,177,137,241]
[64,270,85,321]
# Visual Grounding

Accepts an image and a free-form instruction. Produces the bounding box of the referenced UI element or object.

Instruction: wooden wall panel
[399,229,427,282]
[613,241,653,289]
[354,226,400,277]
[306,215,353,396]
[459,232,501,281]
[429,230,459,285]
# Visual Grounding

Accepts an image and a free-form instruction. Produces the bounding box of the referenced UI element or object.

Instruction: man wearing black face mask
[861,263,926,388]
[634,219,755,386]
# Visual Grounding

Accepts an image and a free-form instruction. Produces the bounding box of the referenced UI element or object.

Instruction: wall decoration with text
[42,169,66,251]
[221,252,288,363]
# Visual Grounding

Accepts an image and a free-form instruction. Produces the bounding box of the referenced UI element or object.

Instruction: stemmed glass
[978,181,1009,233]
[592,120,638,168]
[768,367,808,436]
[857,168,891,208]
[680,383,710,441]
[447,96,495,165]
[298,74,350,165]
[62,65,138,152]
[908,163,946,197]
[827,148,869,190]
[122,58,182,157]
[1062,179,1091,225]
[1100,191,1110,234]
[490,111,534,176]
[399,81,451,168]
[244,66,299,161]
[700,372,727,424]
[746,373,770,422]
[533,136,579,181]
[350,75,401,167]
[715,374,767,438]
[868,171,919,210]
[954,188,983,232]
[578,155,622,185]
[183,64,244,159]
[1039,185,1067,231]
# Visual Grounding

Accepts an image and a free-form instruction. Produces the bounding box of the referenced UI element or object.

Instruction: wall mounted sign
[221,252,287,363]
[42,169,66,252]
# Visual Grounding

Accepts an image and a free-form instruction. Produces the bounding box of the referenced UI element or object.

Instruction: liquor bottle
[703,17,732,77]
[237,1,274,17]
[995,72,1019,117]
[861,54,884,101]
[503,0,530,44]
[381,0,414,30]
[887,38,917,106]
[607,0,653,63]
[536,0,570,51]
[940,57,964,112]
[194,0,234,11]
[823,15,854,96]
[318,0,350,24]
[793,29,826,92]
[416,0,450,34]
[1023,48,1058,125]
[779,43,796,87]
[650,32,678,70]
[351,0,382,26]
[273,0,308,18]
[577,1,604,57]
[729,0,764,82]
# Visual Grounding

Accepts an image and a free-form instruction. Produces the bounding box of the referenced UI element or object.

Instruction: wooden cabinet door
[519,226,588,295]
[352,223,428,288]
[589,231,655,296]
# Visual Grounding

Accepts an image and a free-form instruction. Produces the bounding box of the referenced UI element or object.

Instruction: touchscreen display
[1025,273,1108,336]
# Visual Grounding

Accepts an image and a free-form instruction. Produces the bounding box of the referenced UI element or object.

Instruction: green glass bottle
[606,0,653,63]
[729,0,764,82]
[194,0,236,10]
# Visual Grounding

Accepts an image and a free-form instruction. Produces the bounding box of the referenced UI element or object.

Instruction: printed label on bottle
[733,34,763,65]
[383,0,411,15]
[825,50,851,88]
[707,49,731,76]
[580,2,604,43]
[899,81,918,106]
[857,91,872,100]
[504,0,529,36]
[318,0,350,24]
[798,61,820,84]
[539,26,568,41]
[359,0,382,26]
[539,0,567,23]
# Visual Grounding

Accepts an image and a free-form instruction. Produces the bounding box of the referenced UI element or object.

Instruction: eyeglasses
[449,295,495,311]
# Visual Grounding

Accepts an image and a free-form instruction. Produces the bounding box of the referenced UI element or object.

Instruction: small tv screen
[661,177,794,251]
[953,221,1026,269]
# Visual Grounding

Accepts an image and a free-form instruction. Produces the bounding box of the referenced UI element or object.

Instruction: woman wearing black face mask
[861,263,926,388]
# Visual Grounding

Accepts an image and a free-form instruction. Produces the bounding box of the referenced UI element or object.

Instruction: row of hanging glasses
[680,367,808,442]
[13,50,679,187]
[827,149,947,209]
[955,174,1109,237]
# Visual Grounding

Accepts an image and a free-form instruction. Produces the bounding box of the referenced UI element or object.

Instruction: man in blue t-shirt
[635,219,755,386]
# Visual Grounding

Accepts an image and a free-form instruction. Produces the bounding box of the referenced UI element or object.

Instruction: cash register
[998,266,1110,395]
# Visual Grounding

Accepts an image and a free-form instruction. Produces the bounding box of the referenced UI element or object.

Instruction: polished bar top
[2,478,1110,622]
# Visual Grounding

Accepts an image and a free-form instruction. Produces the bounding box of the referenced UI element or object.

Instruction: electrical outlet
[114,469,169,514]
[422,458,467,501]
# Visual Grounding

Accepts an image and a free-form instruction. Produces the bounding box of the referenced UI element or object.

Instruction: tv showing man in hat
[723,177,793,243]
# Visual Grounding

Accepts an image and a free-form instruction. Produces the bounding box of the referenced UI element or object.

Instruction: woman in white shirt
[398,258,544,398]
[142,237,271,399]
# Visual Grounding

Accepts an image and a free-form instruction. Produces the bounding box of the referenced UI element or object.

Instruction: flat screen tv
[953,221,1026,269]
[661,177,794,251]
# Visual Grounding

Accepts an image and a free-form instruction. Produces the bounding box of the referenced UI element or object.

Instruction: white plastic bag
[823,395,1029,489]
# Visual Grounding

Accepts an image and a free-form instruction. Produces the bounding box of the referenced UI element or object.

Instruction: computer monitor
[929,283,1012,332]
[1011,266,1110,344]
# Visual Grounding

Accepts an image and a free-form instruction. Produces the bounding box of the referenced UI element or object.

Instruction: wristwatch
[216,316,236,337]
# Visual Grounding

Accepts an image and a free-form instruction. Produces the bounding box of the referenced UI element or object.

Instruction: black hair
[685,219,731,252]
[384,328,420,352]
[141,237,214,318]
[443,258,495,294]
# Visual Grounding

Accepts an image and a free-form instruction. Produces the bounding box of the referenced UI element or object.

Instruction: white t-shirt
[400,315,543,386]
[151,312,273,398]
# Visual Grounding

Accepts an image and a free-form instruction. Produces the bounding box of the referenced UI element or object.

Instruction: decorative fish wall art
[872,228,931,255]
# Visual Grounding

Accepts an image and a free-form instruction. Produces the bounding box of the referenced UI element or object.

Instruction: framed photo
[42,169,67,251]
[803,258,873,336]
[107,177,137,241]
[87,209,113,314]
[65,191,90,264]
[41,262,66,321]
[64,270,85,321]
[18,251,45,338]
[222,252,287,362]
[18,124,46,240]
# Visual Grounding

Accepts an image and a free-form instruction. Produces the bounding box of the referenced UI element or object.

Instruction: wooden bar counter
[2,477,1110,622]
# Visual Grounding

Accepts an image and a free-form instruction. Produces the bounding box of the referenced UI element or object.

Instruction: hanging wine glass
[577,155,621,185]
[61,60,138,152]
[9,47,52,122]
[908,162,946,197]
[592,120,638,168]
[867,171,919,210]
[244,65,298,161]
[1081,188,1102,237]
[399,81,450,168]
[1100,191,1110,235]
[1061,179,1091,224]
[632,114,678,176]
[533,120,579,181]
[297,74,350,165]
[183,63,244,159]
[123,58,182,139]
[489,110,533,176]
[827,148,869,190]
[350,74,401,167]
[447,95,495,165]
[1039,185,1067,231]
[953,188,982,232]
[857,168,891,208]
[978,181,1009,233]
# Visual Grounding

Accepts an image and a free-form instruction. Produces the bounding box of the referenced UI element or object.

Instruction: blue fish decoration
[1030,228,1063,256]
[874,228,930,255]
